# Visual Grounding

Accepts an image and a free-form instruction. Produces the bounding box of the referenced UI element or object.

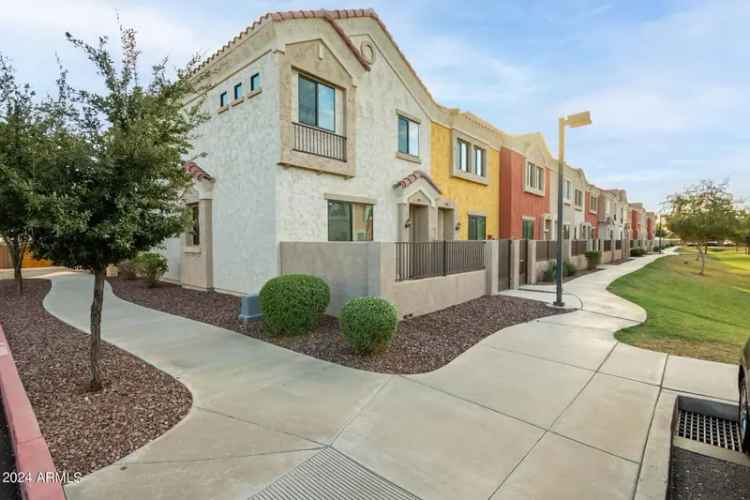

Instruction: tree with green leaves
[666,180,739,275]
[0,55,55,295]
[30,27,207,390]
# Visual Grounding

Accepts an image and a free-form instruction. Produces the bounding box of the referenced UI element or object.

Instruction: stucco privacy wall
[430,123,499,240]
[275,19,433,243]
[392,270,486,318]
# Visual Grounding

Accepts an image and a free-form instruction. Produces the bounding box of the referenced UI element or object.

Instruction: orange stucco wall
[499,147,551,239]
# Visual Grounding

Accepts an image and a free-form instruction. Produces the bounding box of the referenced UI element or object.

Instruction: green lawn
[609,247,750,364]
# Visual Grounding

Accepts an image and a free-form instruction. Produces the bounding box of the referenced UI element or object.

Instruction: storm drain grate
[677,408,742,452]
[251,447,420,500]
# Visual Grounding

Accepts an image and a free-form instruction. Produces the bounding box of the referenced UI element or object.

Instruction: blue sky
[2,0,748,211]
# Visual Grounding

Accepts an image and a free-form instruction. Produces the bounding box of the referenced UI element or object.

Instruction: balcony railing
[292,122,347,162]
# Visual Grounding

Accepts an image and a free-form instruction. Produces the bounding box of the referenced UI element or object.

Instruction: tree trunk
[6,238,26,296]
[89,268,106,392]
[697,245,706,276]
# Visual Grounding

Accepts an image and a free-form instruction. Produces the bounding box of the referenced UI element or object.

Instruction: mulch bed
[109,278,568,374]
[0,280,191,480]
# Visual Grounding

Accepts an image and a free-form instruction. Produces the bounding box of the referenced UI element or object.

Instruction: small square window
[219,91,228,108]
[250,73,261,91]
[233,82,243,100]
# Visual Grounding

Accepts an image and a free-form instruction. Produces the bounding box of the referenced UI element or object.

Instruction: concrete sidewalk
[41,251,738,500]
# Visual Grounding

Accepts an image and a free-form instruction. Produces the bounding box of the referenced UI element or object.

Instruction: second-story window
[525,163,544,192]
[474,147,486,177]
[398,115,419,157]
[590,194,598,212]
[575,189,583,208]
[233,82,243,101]
[458,140,469,172]
[299,75,335,131]
[219,91,228,108]
[565,180,572,202]
[250,73,261,91]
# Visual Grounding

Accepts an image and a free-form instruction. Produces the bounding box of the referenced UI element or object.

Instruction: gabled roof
[393,170,442,194]
[184,161,214,182]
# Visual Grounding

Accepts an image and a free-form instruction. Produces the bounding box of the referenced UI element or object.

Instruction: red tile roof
[195,9,438,106]
[183,161,214,182]
[393,170,442,194]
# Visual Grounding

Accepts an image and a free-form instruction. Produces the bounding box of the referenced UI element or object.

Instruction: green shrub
[630,248,646,257]
[132,252,168,287]
[117,260,138,280]
[544,259,577,281]
[584,251,601,270]
[259,274,330,336]
[340,297,398,354]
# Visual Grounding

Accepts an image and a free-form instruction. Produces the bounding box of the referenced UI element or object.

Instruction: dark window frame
[219,91,228,108]
[250,73,261,91]
[398,115,419,157]
[233,82,243,100]
[327,200,374,242]
[468,215,486,240]
[474,146,486,177]
[298,74,336,132]
[188,203,200,246]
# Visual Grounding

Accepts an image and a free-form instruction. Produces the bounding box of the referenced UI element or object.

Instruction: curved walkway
[41,251,737,500]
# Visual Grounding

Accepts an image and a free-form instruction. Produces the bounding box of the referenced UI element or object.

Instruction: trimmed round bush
[259,274,330,336]
[631,248,646,257]
[340,297,398,354]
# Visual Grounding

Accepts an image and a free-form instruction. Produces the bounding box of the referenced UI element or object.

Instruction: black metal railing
[292,122,347,161]
[396,240,486,282]
[572,240,587,256]
[603,240,612,251]
[615,239,622,250]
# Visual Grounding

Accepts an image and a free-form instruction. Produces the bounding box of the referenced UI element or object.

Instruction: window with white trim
[575,189,583,208]
[474,147,486,177]
[458,140,469,172]
[590,194,598,212]
[564,179,572,202]
[525,162,544,193]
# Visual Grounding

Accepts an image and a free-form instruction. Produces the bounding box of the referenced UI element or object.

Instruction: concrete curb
[0,323,66,500]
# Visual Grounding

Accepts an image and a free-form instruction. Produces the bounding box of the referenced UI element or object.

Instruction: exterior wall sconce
[455,221,462,231]
[404,218,412,229]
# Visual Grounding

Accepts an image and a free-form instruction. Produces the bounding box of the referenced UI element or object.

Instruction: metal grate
[251,448,419,500]
[676,408,742,452]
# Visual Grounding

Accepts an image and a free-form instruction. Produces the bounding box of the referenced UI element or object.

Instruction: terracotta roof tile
[393,170,442,194]
[183,161,214,182]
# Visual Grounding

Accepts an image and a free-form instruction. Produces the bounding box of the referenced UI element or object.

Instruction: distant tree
[735,209,750,255]
[30,27,207,390]
[666,180,739,275]
[0,55,61,295]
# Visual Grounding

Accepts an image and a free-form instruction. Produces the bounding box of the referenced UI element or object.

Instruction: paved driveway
[42,252,737,500]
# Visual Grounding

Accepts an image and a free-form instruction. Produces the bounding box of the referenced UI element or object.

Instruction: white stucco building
[161,9,466,296]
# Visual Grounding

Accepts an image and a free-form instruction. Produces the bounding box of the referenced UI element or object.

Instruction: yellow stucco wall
[430,122,499,240]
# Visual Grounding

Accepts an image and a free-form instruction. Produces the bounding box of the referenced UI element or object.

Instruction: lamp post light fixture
[554,111,592,307]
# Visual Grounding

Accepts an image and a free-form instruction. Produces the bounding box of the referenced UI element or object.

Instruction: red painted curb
[0,323,66,500]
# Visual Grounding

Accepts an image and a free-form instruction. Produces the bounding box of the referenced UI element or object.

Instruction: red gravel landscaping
[109,277,569,374]
[0,279,191,480]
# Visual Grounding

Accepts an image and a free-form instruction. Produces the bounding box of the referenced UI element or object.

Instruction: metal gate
[498,239,511,290]
[518,240,528,285]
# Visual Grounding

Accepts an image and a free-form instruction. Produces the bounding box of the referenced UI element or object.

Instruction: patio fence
[395,240,486,282]
[603,240,612,251]
[571,240,587,256]
[536,240,555,261]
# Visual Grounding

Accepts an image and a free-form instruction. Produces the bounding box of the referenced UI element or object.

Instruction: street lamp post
[555,111,592,307]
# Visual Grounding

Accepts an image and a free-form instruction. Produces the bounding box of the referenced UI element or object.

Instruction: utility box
[239,295,262,322]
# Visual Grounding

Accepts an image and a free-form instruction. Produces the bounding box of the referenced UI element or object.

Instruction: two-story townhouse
[646,211,657,242]
[431,111,501,241]
[598,189,629,242]
[585,184,601,241]
[498,133,555,240]
[630,203,647,242]
[559,165,588,241]
[161,9,482,295]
